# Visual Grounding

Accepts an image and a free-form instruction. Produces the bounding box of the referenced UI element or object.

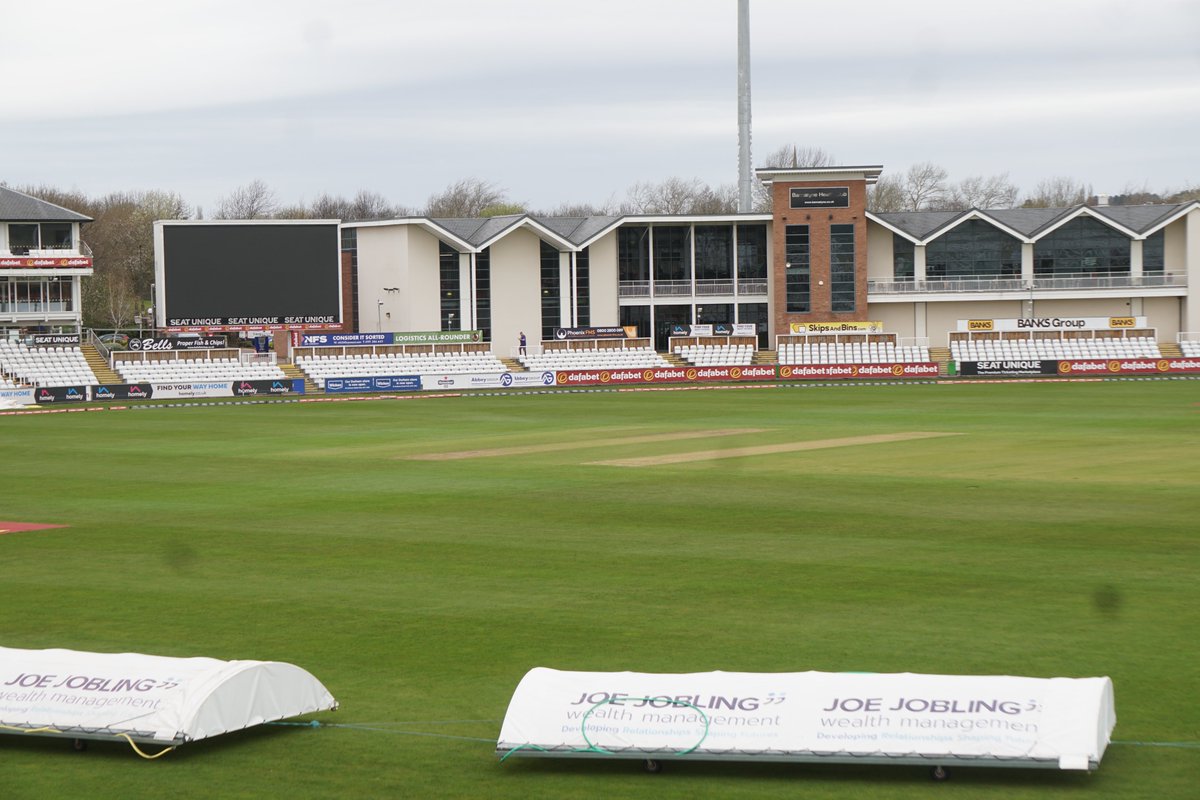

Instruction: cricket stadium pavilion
[339,166,1199,353]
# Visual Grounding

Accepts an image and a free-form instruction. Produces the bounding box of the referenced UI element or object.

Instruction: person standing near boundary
[518,331,527,356]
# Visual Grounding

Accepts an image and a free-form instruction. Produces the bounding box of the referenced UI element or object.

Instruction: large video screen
[156,222,342,330]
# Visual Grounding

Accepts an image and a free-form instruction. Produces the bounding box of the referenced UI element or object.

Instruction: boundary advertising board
[778,363,940,380]
[555,365,776,387]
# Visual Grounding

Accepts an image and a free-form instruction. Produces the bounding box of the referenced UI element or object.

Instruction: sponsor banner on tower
[30,334,81,347]
[789,186,850,209]
[91,384,155,401]
[778,363,940,380]
[33,386,87,404]
[958,361,1058,377]
[555,365,776,387]
[1056,358,1200,376]
[554,326,628,340]
[789,321,884,334]
[957,317,1147,332]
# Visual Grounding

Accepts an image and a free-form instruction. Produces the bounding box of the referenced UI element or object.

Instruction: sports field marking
[405,429,767,461]
[0,521,68,535]
[588,431,962,467]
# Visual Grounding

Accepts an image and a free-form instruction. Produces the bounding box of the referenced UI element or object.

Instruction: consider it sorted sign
[497,669,1115,771]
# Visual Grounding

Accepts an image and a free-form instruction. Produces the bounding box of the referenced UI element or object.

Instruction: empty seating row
[675,344,754,366]
[0,341,98,386]
[116,360,287,382]
[951,338,1162,361]
[778,343,930,365]
[518,347,669,371]
[1177,341,1199,357]
[298,352,508,388]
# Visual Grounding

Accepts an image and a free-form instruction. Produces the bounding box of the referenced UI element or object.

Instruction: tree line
[8,146,1197,328]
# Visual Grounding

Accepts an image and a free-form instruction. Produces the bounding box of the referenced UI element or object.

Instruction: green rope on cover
[580,695,710,757]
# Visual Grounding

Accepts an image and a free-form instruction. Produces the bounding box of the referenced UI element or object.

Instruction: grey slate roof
[871,211,962,240]
[0,185,91,223]
[879,203,1194,241]
[1092,203,1189,233]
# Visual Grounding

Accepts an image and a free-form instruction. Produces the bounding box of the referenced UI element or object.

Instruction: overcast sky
[4,0,1198,214]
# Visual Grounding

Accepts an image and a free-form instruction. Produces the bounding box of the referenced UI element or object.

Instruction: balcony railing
[1,241,92,258]
[868,273,1187,294]
[619,279,769,299]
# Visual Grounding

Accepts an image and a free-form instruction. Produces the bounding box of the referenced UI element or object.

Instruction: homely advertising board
[497,669,1115,772]
[957,359,1200,377]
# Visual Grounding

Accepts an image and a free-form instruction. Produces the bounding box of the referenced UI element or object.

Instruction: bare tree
[1166,184,1200,204]
[867,174,907,212]
[214,179,279,219]
[753,145,837,211]
[1022,177,1092,208]
[942,174,1020,210]
[899,162,949,211]
[759,144,837,169]
[619,178,737,215]
[425,178,514,218]
[535,197,621,217]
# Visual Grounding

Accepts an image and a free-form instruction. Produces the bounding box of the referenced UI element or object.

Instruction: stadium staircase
[662,352,688,367]
[279,362,318,394]
[1159,342,1183,358]
[753,349,777,365]
[82,343,121,384]
[929,346,953,377]
[498,356,525,371]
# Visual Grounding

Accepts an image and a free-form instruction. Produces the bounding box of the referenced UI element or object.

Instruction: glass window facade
[475,248,491,341]
[695,303,732,324]
[892,234,914,281]
[653,227,691,283]
[1034,217,1131,276]
[736,224,768,282]
[618,226,649,282]
[575,247,590,326]
[439,242,459,330]
[784,225,810,313]
[694,226,733,280]
[41,223,72,249]
[1142,231,1164,274]
[0,279,73,312]
[830,224,856,312]
[619,304,650,339]
[926,220,1021,279]
[540,241,560,341]
[7,224,37,255]
[737,302,769,348]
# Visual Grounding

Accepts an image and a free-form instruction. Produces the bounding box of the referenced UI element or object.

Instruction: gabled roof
[874,202,1198,243]
[869,211,962,241]
[0,186,91,223]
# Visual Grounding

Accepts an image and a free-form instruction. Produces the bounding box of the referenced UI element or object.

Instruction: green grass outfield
[2,380,1197,798]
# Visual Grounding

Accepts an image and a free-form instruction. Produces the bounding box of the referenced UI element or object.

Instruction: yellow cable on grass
[117,733,176,759]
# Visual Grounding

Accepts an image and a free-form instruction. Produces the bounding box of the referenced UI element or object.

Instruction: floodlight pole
[737,0,753,213]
